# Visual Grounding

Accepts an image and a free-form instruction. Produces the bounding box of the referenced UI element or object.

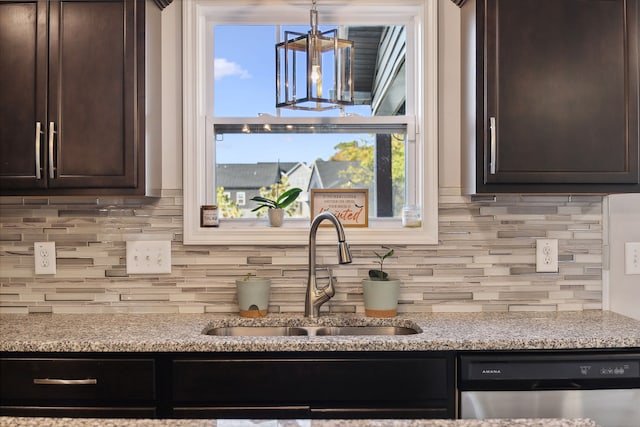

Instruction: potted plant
[362,247,400,318]
[235,273,271,318]
[250,187,302,227]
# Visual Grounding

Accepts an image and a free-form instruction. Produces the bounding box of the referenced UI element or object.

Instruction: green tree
[330,139,374,187]
[216,186,243,218]
[330,134,405,214]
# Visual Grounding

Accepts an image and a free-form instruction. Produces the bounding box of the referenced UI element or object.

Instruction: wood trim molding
[451,0,467,6]
[153,0,173,10]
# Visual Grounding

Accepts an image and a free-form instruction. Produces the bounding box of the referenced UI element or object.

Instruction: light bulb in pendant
[311,64,322,82]
[311,61,323,97]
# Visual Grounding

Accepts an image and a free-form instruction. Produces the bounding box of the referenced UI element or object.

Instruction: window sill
[183,218,438,245]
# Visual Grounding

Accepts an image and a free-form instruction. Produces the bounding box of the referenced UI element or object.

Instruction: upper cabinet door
[0,0,149,196]
[0,1,48,190]
[47,0,138,190]
[463,0,640,193]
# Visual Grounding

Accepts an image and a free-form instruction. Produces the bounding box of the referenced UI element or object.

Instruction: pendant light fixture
[276,0,355,111]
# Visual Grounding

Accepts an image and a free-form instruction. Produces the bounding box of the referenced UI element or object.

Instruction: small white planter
[267,208,284,227]
[236,277,271,317]
[362,279,400,318]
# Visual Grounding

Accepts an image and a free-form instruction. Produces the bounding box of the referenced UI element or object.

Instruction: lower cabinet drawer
[0,406,156,418]
[0,358,155,403]
[171,352,455,419]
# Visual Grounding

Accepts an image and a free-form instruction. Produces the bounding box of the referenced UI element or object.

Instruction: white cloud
[214,58,251,80]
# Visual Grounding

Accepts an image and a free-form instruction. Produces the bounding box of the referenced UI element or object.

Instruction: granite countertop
[1,310,639,353]
[0,418,601,427]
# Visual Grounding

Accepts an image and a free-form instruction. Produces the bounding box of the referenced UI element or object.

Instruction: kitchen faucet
[305,211,352,318]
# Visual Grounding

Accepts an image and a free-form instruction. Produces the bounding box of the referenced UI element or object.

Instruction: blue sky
[213,25,372,164]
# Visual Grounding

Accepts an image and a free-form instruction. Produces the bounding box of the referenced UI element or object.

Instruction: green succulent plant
[250,187,302,212]
[368,247,394,281]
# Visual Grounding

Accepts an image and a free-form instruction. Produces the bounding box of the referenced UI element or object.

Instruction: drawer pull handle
[33,378,97,385]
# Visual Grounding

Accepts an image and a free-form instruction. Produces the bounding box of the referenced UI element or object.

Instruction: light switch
[126,240,172,274]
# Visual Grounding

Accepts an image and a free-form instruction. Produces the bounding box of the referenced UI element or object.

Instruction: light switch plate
[536,239,558,273]
[34,242,56,275]
[625,242,640,275]
[126,240,172,274]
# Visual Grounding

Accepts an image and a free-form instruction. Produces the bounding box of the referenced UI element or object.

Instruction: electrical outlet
[34,242,56,275]
[126,241,172,274]
[625,242,640,275]
[536,239,558,273]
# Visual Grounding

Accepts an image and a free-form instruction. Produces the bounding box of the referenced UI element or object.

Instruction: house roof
[216,162,297,189]
[312,159,362,188]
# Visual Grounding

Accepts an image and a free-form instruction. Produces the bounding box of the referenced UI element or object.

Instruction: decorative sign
[310,189,368,227]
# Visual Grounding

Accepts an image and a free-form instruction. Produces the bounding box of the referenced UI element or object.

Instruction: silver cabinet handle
[48,121,56,179]
[489,116,496,175]
[35,122,42,179]
[33,378,97,385]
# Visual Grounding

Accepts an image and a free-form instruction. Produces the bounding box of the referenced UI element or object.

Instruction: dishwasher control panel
[465,360,639,380]
[460,353,640,381]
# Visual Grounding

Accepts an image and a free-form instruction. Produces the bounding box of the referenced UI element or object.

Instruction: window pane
[212,22,410,221]
[215,131,406,219]
[213,25,404,118]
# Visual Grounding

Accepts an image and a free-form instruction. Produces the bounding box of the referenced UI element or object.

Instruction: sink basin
[204,325,420,337]
[205,326,308,337]
[313,326,418,336]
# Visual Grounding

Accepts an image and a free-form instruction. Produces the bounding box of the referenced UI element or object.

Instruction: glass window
[183,0,438,245]
[236,191,246,206]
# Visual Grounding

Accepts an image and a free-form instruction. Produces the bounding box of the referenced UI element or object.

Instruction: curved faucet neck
[305,212,352,318]
[308,211,346,268]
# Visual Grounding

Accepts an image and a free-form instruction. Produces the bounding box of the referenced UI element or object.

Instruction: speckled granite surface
[0,417,601,427]
[0,311,639,353]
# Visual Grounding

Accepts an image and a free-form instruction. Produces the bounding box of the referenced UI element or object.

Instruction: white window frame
[183,0,438,245]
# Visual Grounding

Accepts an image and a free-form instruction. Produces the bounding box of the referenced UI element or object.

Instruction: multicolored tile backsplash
[0,188,603,314]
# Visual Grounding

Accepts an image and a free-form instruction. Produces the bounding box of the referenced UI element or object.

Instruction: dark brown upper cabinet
[0,0,161,196]
[461,0,639,193]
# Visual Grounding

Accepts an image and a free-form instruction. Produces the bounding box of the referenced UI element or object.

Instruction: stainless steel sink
[205,326,308,336]
[313,326,418,336]
[204,325,420,337]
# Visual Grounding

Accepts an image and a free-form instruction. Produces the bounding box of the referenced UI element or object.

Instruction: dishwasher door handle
[531,380,582,390]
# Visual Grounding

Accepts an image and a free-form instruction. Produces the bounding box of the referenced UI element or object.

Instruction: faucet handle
[324,268,336,298]
[317,268,336,298]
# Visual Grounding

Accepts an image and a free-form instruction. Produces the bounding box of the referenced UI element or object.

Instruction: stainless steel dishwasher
[458,352,640,427]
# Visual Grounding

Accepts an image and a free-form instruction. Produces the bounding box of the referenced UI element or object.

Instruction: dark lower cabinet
[171,351,455,419]
[0,351,456,420]
[462,0,640,193]
[0,356,157,418]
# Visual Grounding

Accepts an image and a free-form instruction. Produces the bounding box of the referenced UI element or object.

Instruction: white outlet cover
[625,242,640,275]
[126,240,172,274]
[536,239,559,273]
[34,241,56,275]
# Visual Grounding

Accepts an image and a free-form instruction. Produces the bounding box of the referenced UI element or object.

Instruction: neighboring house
[285,163,313,217]
[216,162,296,217]
[309,159,361,189]
[309,159,375,213]
[217,160,375,218]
